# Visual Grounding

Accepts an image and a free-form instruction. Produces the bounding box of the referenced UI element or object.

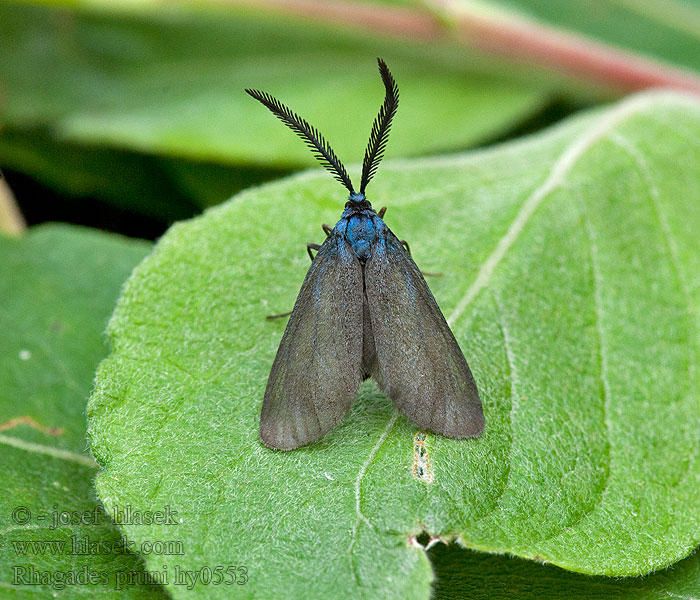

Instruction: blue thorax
[333,192,386,262]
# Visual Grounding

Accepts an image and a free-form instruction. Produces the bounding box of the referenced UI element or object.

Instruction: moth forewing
[260,236,364,450]
[364,233,484,438]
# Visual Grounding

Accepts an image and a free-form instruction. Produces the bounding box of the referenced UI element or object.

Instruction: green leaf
[88,91,700,598]
[0,1,548,167]
[0,128,199,221]
[430,542,700,600]
[0,127,289,220]
[0,225,167,598]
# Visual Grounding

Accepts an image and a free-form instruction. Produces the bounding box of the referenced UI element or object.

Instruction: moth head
[347,191,367,206]
[245,58,399,202]
[344,192,373,214]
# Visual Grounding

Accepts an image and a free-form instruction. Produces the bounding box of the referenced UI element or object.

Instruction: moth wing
[365,234,484,437]
[261,236,364,450]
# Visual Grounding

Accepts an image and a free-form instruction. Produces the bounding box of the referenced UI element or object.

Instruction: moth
[247,58,484,450]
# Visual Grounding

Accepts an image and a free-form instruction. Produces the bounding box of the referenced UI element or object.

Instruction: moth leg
[377,206,387,219]
[267,242,321,320]
[265,310,293,320]
[322,224,333,237]
[307,242,322,261]
[400,239,442,277]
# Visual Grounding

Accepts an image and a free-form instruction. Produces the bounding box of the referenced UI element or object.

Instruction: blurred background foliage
[3,0,700,238]
[2,0,700,597]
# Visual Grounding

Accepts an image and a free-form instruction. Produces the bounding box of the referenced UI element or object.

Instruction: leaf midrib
[350,92,700,566]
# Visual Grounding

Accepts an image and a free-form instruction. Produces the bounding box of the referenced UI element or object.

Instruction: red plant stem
[221,0,443,39]
[440,2,700,94]
[223,0,700,96]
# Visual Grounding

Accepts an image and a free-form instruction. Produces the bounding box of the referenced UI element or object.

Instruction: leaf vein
[464,294,517,526]
[348,409,398,585]
[446,93,690,327]
[610,132,699,489]
[0,434,96,467]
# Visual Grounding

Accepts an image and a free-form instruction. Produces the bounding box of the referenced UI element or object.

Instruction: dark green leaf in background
[0,0,551,218]
[3,0,700,225]
[0,127,288,223]
[0,225,167,598]
[0,0,550,166]
[430,542,700,600]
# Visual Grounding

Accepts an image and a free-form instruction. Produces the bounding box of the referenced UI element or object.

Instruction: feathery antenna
[245,88,355,194]
[360,58,399,195]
